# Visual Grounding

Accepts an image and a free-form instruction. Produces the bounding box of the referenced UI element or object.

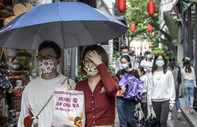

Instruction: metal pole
[71,47,76,80]
[195,3,197,77]
[183,12,186,57]
[188,7,192,59]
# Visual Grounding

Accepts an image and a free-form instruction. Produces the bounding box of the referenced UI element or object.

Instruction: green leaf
[163,12,178,40]
[149,22,172,42]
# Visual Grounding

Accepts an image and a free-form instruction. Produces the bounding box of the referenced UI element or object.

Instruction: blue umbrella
[0,2,128,50]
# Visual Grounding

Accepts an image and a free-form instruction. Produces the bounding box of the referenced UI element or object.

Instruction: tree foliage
[126,0,159,40]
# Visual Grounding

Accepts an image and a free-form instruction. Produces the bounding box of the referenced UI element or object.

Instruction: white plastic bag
[51,85,85,127]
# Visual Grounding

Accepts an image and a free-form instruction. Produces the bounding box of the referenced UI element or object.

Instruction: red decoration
[147,1,155,16]
[0,0,6,4]
[147,24,153,32]
[118,0,126,12]
[130,24,135,32]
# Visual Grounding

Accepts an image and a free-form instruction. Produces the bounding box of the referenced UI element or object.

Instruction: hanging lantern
[118,0,126,12]
[147,0,155,16]
[130,24,135,32]
[0,0,6,4]
[147,24,153,32]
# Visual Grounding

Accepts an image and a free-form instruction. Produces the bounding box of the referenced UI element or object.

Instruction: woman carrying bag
[148,53,175,127]
[116,55,140,127]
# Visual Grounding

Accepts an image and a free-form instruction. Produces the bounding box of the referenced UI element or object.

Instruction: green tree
[126,0,159,40]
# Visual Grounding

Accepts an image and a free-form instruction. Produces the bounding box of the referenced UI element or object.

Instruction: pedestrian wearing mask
[148,53,175,127]
[17,41,76,127]
[75,45,119,127]
[140,51,153,76]
[181,57,196,113]
[116,55,139,127]
[167,56,182,118]
[115,46,139,73]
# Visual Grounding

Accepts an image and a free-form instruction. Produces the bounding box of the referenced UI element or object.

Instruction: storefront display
[0,48,33,126]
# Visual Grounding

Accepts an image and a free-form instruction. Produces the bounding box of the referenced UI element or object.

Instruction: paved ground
[169,106,191,127]
[114,97,193,127]
[179,97,197,127]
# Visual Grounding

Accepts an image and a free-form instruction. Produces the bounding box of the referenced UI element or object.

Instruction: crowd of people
[16,41,196,127]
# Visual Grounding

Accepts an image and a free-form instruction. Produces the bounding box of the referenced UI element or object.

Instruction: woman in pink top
[75,45,119,127]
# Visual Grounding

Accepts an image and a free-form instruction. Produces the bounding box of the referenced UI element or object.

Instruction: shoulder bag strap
[35,77,67,119]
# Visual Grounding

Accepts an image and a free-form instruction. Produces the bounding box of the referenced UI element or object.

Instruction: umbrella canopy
[0,2,128,50]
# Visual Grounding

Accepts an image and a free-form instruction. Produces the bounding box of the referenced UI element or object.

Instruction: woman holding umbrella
[75,45,119,127]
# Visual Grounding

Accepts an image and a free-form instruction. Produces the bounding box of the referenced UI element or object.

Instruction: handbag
[179,85,184,98]
[51,79,85,127]
[23,78,67,127]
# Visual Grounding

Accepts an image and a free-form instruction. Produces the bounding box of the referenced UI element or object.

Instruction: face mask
[11,64,20,70]
[147,54,152,59]
[38,59,55,73]
[156,60,165,68]
[84,63,98,77]
[122,53,129,56]
[121,64,129,69]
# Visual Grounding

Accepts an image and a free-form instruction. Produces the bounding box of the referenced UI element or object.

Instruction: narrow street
[169,107,191,127]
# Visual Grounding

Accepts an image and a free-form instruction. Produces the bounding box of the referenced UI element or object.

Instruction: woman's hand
[87,51,103,66]
[121,87,126,94]
[67,84,72,90]
[169,105,173,110]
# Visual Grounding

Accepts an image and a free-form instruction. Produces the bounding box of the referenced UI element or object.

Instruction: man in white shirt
[17,40,76,127]
[140,50,153,76]
[115,46,139,73]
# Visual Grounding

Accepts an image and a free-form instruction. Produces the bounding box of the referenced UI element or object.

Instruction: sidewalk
[179,97,197,127]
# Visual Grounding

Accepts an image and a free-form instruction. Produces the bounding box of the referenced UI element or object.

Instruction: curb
[179,98,197,127]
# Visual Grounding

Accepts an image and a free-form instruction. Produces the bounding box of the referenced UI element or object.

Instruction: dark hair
[38,40,61,58]
[144,50,152,61]
[81,45,108,74]
[183,59,192,73]
[120,55,132,68]
[144,50,151,55]
[152,53,167,74]
[168,56,176,70]
[138,66,145,75]
[121,45,129,52]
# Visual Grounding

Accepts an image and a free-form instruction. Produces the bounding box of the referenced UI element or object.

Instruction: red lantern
[147,24,153,32]
[130,24,135,32]
[0,0,6,4]
[147,0,155,16]
[118,0,126,12]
